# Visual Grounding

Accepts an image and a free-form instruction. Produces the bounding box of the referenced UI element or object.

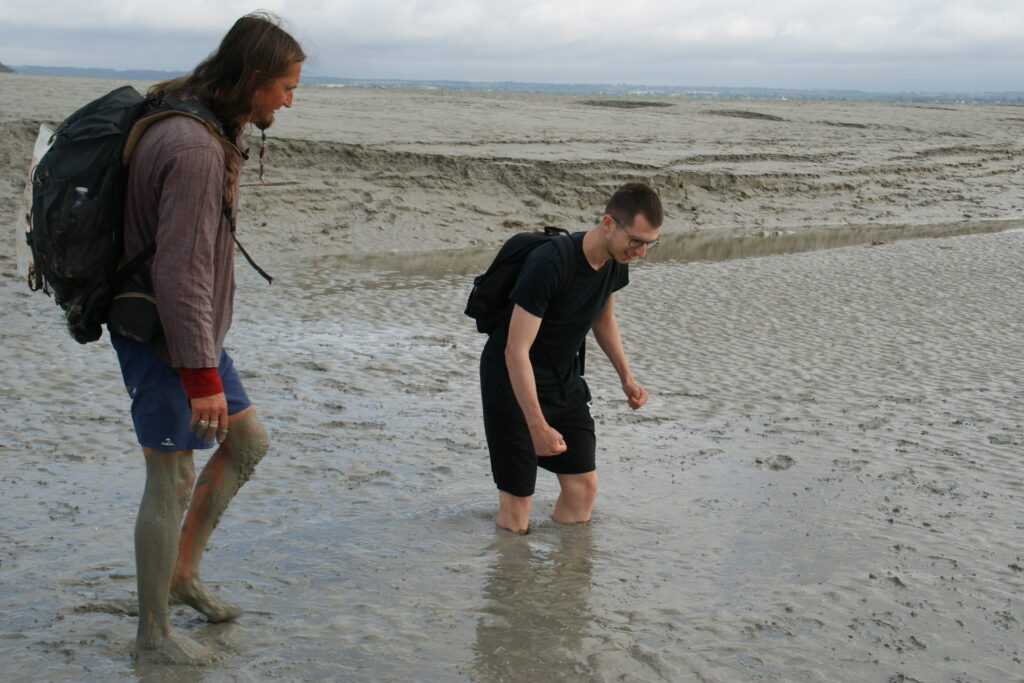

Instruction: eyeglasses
[611,216,660,250]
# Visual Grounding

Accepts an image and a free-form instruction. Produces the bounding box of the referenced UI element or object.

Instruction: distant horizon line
[5,63,1024,103]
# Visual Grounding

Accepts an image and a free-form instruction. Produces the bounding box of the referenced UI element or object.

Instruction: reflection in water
[473,526,595,681]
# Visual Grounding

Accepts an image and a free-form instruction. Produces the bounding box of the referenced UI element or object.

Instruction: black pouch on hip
[107,280,163,343]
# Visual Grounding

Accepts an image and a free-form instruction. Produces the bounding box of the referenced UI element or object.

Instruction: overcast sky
[3,0,1023,92]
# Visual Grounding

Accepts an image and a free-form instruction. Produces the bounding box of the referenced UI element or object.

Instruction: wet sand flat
[1,73,1022,680]
[2,230,1022,680]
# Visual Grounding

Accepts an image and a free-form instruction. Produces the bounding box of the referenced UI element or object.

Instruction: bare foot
[496,521,529,535]
[170,575,242,623]
[134,629,221,665]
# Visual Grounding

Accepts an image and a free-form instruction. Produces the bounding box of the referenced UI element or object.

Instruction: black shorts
[481,373,596,498]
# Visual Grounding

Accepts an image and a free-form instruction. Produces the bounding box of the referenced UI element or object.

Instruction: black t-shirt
[481,231,629,399]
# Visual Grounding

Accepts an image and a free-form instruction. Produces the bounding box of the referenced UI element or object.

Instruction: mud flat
[0,72,1022,680]
[2,73,1024,259]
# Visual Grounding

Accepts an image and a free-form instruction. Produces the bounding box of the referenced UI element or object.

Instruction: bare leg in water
[133,407,268,664]
[134,448,215,664]
[170,407,269,621]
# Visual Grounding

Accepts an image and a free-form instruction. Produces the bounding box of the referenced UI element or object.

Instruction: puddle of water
[303,219,1024,279]
[648,218,1023,264]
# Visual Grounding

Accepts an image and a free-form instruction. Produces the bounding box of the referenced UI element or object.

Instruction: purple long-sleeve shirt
[121,115,243,369]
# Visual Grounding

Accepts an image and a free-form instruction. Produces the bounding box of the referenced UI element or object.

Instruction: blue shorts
[111,333,251,451]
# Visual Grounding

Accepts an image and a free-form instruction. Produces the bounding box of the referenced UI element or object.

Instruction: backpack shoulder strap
[553,234,587,377]
[122,96,245,165]
[118,95,273,284]
[540,227,586,392]
[541,226,575,301]
[551,232,575,301]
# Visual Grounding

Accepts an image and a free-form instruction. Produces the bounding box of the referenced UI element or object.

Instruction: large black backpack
[465,226,576,334]
[27,85,236,344]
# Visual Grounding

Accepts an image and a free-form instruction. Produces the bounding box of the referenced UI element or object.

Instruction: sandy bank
[3,73,1023,262]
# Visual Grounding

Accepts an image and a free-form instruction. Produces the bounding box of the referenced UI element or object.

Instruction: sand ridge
[2,73,1024,260]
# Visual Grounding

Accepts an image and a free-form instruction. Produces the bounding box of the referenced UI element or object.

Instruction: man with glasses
[480,182,663,533]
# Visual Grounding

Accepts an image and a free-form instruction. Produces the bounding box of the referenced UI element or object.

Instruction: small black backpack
[465,226,576,334]
[466,226,588,395]
[27,85,245,344]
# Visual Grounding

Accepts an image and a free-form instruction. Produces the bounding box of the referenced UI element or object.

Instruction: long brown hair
[150,11,305,198]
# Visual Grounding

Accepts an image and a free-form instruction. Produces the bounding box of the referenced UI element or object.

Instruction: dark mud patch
[701,110,785,122]
[817,120,923,134]
[579,99,674,110]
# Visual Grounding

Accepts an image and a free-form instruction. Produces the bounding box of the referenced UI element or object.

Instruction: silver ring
[209,421,219,428]
[198,420,209,428]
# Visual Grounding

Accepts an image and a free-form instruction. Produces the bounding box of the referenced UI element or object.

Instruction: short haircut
[605,182,663,228]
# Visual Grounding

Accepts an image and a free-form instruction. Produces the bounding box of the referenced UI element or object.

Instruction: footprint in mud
[73,598,138,616]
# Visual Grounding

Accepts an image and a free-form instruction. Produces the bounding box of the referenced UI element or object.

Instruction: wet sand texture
[1,73,1022,679]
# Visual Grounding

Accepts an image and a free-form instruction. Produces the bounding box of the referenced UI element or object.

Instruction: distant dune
[0,63,14,73]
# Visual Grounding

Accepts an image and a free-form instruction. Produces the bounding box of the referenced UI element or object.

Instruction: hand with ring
[192,418,213,441]
[189,392,229,443]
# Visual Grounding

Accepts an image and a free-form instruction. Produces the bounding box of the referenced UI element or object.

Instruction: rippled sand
[1,74,1022,680]
[2,230,1022,680]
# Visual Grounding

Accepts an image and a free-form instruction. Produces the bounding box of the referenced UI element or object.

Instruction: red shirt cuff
[176,367,223,399]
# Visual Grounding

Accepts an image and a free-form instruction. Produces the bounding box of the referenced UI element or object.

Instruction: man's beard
[254,114,275,131]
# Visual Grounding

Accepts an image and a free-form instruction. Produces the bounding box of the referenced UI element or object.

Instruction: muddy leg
[170,407,269,621]
[135,449,218,664]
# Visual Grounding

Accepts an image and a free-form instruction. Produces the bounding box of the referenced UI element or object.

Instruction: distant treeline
[10,64,180,81]
[9,64,1024,104]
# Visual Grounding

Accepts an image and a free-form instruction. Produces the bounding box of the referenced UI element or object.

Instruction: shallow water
[1,229,1022,681]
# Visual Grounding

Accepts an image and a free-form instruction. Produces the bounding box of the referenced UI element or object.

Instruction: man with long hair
[111,12,304,663]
